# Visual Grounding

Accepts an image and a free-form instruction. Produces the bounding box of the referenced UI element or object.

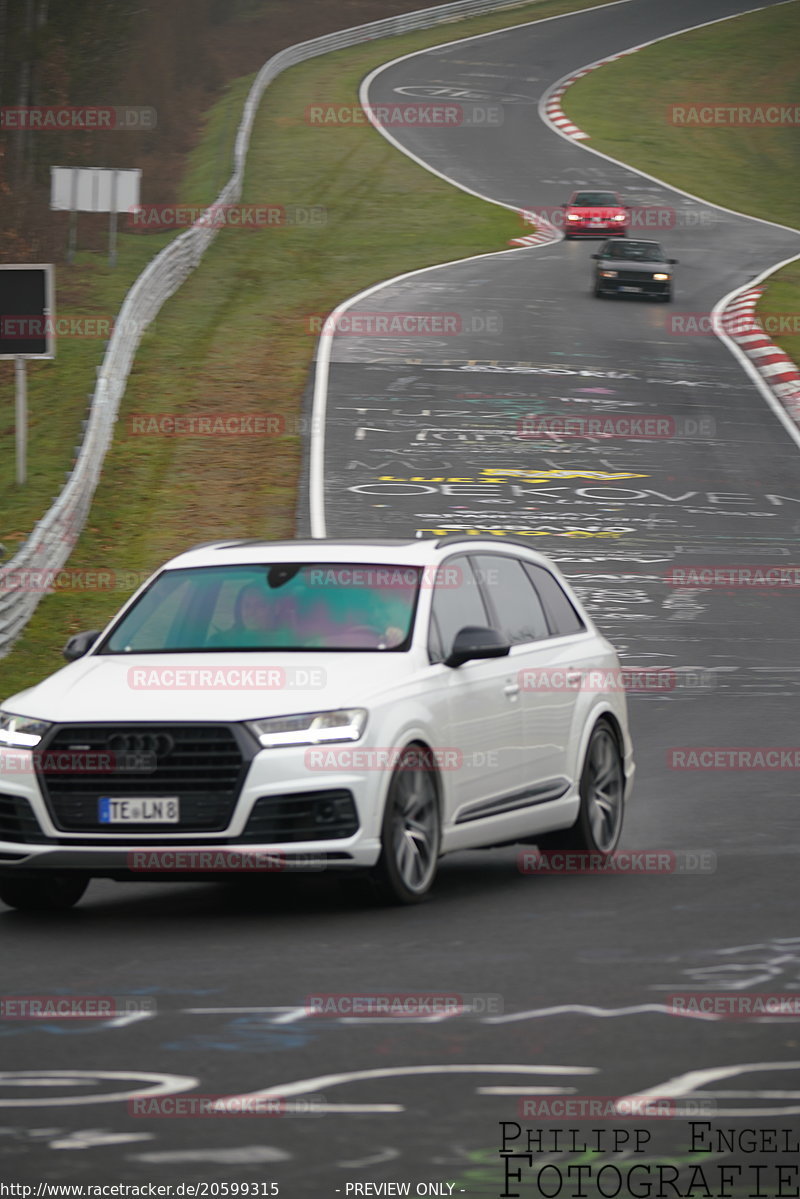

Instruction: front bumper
[597,276,671,296]
[0,728,389,877]
[566,219,627,236]
[0,838,381,879]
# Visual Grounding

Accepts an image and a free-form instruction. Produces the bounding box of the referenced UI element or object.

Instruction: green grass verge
[0,0,626,697]
[561,2,800,365]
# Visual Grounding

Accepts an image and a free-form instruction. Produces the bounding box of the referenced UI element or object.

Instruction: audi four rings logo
[107,732,175,757]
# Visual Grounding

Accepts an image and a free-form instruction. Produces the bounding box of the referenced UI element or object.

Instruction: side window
[522,562,586,636]
[471,554,549,645]
[429,556,490,663]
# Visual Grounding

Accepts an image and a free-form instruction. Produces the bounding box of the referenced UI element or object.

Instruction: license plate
[590,219,603,227]
[99,797,180,823]
[620,285,642,293]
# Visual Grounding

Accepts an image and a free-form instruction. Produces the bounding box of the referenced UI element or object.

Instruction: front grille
[241,790,359,842]
[613,270,665,286]
[36,724,253,833]
[0,794,47,843]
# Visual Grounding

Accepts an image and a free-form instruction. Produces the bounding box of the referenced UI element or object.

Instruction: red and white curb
[719,286,800,423]
[511,48,643,244]
[542,48,639,141]
[509,216,561,249]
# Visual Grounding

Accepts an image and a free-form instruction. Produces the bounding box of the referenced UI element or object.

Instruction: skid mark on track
[132,1147,291,1164]
[0,1070,197,1108]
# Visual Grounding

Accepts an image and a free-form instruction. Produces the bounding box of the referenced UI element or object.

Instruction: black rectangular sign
[0,264,55,358]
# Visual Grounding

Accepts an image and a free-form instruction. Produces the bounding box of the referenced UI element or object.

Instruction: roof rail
[433,533,551,552]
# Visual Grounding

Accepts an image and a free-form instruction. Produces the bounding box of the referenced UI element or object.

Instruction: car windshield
[572,192,620,206]
[99,563,421,653]
[604,240,666,261]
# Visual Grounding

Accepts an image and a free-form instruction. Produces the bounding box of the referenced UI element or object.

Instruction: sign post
[15,357,27,485]
[0,264,56,488]
[50,167,141,267]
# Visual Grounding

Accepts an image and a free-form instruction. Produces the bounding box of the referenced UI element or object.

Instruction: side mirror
[63,630,101,662]
[669,258,678,264]
[444,626,510,669]
[591,253,601,259]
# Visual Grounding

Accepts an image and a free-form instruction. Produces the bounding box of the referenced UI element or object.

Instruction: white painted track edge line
[309,0,639,536]
[309,243,554,538]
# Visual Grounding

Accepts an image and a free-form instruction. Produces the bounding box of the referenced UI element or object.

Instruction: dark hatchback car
[591,239,677,301]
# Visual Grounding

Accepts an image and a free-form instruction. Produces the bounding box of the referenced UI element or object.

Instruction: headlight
[652,273,670,281]
[612,213,626,221]
[246,709,367,749]
[0,711,51,749]
[566,214,580,221]
[600,270,618,278]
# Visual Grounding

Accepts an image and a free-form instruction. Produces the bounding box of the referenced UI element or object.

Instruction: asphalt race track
[4,0,800,1193]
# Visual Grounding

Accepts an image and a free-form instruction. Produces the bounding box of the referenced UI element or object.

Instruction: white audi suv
[0,535,634,909]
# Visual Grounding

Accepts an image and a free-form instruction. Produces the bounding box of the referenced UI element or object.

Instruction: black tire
[370,746,441,904]
[593,281,604,297]
[536,720,625,856]
[660,289,672,303]
[0,874,89,912]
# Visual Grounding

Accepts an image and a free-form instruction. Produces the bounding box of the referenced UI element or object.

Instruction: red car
[563,190,628,238]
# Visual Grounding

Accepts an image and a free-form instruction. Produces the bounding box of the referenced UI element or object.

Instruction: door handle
[566,670,583,688]
[504,682,520,697]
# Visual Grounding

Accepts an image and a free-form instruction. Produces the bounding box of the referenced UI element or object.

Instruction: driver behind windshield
[210,570,415,650]
[605,241,663,260]
[209,583,295,648]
